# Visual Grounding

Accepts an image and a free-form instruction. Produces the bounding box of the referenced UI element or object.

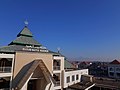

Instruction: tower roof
[0,24,60,54]
[64,60,76,69]
[17,26,33,37]
[9,26,41,47]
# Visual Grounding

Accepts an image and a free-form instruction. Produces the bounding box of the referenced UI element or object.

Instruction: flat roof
[93,77,120,89]
[69,82,94,90]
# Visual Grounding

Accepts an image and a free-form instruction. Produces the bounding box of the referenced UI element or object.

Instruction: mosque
[0,22,92,90]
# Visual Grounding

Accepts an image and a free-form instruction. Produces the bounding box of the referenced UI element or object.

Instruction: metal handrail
[0,67,12,73]
[53,66,60,70]
[54,81,60,86]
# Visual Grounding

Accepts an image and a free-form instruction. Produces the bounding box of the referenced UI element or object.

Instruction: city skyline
[0,0,120,60]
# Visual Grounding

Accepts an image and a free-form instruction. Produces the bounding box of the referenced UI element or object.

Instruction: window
[53,59,61,70]
[109,67,113,71]
[0,77,10,89]
[109,72,114,76]
[72,75,75,81]
[53,60,61,66]
[116,68,120,71]
[66,76,70,83]
[53,73,60,86]
[117,73,120,77]
[0,58,12,73]
[76,75,79,80]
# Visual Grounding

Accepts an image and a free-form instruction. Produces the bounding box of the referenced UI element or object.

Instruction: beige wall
[13,51,53,78]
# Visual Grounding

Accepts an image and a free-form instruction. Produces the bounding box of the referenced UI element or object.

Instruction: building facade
[0,24,92,90]
[108,60,120,79]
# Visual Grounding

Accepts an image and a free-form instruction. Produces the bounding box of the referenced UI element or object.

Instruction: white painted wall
[63,69,88,88]
[0,54,15,89]
[0,54,14,58]
[108,65,120,78]
[53,56,65,71]
[0,73,12,77]
[52,56,88,90]
[0,54,14,75]
[53,56,64,90]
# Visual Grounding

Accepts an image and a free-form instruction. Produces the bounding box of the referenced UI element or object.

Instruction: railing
[54,81,60,86]
[0,88,10,90]
[53,66,60,70]
[0,67,12,73]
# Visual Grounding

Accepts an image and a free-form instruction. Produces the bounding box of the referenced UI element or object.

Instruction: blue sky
[0,0,120,60]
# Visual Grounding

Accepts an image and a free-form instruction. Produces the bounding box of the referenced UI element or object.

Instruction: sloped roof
[0,25,60,55]
[15,60,43,89]
[0,45,59,54]
[110,60,120,64]
[17,26,33,37]
[13,60,54,90]
[64,60,76,69]
[0,45,25,53]
[10,36,41,46]
[9,26,41,47]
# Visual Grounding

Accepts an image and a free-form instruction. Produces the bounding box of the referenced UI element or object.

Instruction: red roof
[110,60,120,64]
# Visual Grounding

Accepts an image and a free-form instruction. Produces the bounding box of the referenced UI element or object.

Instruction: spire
[16,20,32,37]
[24,20,28,26]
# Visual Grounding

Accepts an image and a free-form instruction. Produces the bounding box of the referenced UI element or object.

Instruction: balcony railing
[0,88,10,90]
[53,66,60,70]
[0,67,12,73]
[54,81,60,86]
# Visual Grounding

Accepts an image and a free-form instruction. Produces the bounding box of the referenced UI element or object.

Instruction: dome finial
[24,20,28,26]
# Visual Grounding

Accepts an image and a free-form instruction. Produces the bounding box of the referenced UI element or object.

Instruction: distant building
[0,23,93,90]
[78,61,92,69]
[108,60,120,79]
[86,61,108,77]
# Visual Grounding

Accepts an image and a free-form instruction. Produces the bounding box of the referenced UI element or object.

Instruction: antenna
[57,47,61,53]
